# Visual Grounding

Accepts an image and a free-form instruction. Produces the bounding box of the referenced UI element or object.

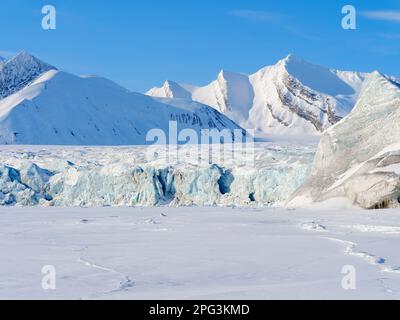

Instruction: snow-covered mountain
[147,54,369,135]
[0,52,246,145]
[147,80,193,101]
[290,72,400,209]
[0,51,56,100]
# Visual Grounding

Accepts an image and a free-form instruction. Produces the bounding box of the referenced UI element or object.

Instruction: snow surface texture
[291,72,400,209]
[147,54,368,135]
[0,53,245,145]
[2,206,400,299]
[0,143,314,207]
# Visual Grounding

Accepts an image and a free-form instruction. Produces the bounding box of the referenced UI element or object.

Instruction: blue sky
[1,0,400,92]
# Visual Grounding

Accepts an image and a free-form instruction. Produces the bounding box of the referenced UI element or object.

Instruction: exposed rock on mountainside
[147,54,367,135]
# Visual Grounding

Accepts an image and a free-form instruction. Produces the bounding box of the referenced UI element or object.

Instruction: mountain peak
[371,70,383,77]
[163,79,179,87]
[277,53,306,67]
[276,54,357,96]
[0,51,57,100]
[283,53,301,62]
[217,69,245,82]
[7,51,56,69]
[14,50,33,58]
[8,51,33,63]
[145,79,192,100]
[275,54,317,74]
[217,69,230,79]
[220,69,243,75]
[280,54,315,69]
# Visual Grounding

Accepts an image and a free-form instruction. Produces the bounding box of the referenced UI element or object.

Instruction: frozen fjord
[2,205,400,299]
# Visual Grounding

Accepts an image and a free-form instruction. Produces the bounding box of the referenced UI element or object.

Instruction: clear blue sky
[1,0,400,92]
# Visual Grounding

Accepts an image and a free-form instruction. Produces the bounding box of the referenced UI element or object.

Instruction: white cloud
[361,10,400,23]
[229,10,283,22]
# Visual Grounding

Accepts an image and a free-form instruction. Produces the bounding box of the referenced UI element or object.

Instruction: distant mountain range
[0,52,245,145]
[147,54,399,135]
[1,51,399,145]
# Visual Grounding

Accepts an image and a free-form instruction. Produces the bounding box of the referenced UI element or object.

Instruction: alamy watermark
[39,4,358,31]
[342,5,357,30]
[41,5,56,30]
[145,121,255,167]
[341,265,356,290]
[41,265,56,290]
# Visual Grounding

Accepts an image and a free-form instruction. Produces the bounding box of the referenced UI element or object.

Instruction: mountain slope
[147,55,368,135]
[191,70,255,125]
[0,52,56,100]
[247,55,366,134]
[0,53,246,145]
[290,72,400,208]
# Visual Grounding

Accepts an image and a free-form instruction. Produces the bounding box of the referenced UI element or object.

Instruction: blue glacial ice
[0,143,315,207]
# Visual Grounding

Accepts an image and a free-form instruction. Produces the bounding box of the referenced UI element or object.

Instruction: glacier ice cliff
[0,143,314,207]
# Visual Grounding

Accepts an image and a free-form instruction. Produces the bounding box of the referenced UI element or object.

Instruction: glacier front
[0,143,315,207]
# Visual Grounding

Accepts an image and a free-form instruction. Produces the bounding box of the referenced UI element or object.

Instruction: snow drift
[290,72,400,209]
